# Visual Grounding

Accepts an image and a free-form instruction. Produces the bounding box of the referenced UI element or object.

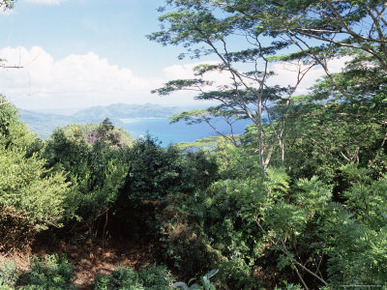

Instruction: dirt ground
[0,239,157,289]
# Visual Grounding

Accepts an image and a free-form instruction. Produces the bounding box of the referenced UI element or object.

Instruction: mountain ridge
[19,103,181,139]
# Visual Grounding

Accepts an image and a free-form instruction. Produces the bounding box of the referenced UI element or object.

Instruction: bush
[138,265,174,290]
[17,254,75,289]
[94,264,174,290]
[172,269,219,290]
[0,148,71,250]
[156,194,217,277]
[0,103,71,250]
[94,266,143,290]
[0,281,12,290]
[0,260,19,288]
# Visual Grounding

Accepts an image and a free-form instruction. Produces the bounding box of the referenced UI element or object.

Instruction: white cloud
[23,0,67,5]
[0,46,172,109]
[0,46,350,111]
[0,46,215,110]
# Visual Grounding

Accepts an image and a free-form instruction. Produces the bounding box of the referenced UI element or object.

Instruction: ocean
[119,118,252,146]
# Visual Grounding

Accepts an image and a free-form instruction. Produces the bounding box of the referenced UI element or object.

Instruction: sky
[0,0,348,112]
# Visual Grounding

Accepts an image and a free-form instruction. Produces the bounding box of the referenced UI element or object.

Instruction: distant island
[19,103,181,139]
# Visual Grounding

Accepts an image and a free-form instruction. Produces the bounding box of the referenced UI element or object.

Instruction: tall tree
[149,0,314,169]
[228,0,387,67]
[149,0,386,169]
[0,102,70,250]
[226,0,387,97]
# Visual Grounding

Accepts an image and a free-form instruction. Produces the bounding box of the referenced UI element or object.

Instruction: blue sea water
[119,118,252,146]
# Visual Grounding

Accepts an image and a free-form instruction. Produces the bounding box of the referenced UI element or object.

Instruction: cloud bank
[0,46,197,110]
[0,46,349,111]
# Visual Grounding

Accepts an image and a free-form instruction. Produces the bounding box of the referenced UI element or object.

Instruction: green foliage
[0,104,71,249]
[0,260,19,288]
[138,265,175,290]
[18,254,75,289]
[156,193,217,277]
[172,269,218,290]
[158,146,265,287]
[150,0,387,172]
[229,0,387,66]
[149,0,315,169]
[341,165,387,227]
[175,136,220,152]
[274,281,303,290]
[94,265,174,290]
[320,203,387,286]
[43,120,131,234]
[119,135,217,200]
[0,148,70,231]
[255,165,387,287]
[315,167,387,286]
[122,136,186,200]
[0,281,12,290]
[279,100,384,182]
[0,2,385,289]
[0,99,37,151]
[94,266,143,290]
[165,140,386,288]
[215,139,263,179]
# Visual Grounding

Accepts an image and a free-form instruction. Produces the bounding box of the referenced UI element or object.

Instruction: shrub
[156,194,216,277]
[0,281,12,290]
[17,254,75,289]
[0,147,71,250]
[0,260,19,288]
[172,269,218,290]
[138,265,174,290]
[94,264,174,290]
[94,266,143,290]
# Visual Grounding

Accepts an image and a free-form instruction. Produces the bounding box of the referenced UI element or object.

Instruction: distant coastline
[19,103,252,143]
[119,117,168,123]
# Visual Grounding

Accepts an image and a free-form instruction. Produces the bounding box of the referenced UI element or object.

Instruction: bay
[119,118,252,146]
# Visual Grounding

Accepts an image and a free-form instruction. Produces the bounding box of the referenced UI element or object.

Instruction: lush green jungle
[0,0,386,289]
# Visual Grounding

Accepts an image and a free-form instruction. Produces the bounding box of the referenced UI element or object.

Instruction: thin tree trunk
[256,101,264,168]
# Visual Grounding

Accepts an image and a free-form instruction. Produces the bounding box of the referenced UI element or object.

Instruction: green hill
[19,103,181,139]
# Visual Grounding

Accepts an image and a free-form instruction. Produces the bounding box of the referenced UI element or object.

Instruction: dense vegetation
[1,0,386,289]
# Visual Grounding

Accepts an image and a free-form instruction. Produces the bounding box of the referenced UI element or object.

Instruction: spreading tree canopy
[149,0,387,169]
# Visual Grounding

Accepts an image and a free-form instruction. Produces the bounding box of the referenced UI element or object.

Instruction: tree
[0,102,70,250]
[0,148,70,246]
[43,122,131,237]
[121,136,187,201]
[226,0,387,99]
[0,0,15,11]
[227,0,387,69]
[149,0,387,169]
[0,96,42,156]
[277,50,386,181]
[149,1,314,169]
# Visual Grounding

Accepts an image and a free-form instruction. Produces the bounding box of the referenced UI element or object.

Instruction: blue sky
[0,0,209,110]
[0,0,346,111]
[2,1,166,71]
